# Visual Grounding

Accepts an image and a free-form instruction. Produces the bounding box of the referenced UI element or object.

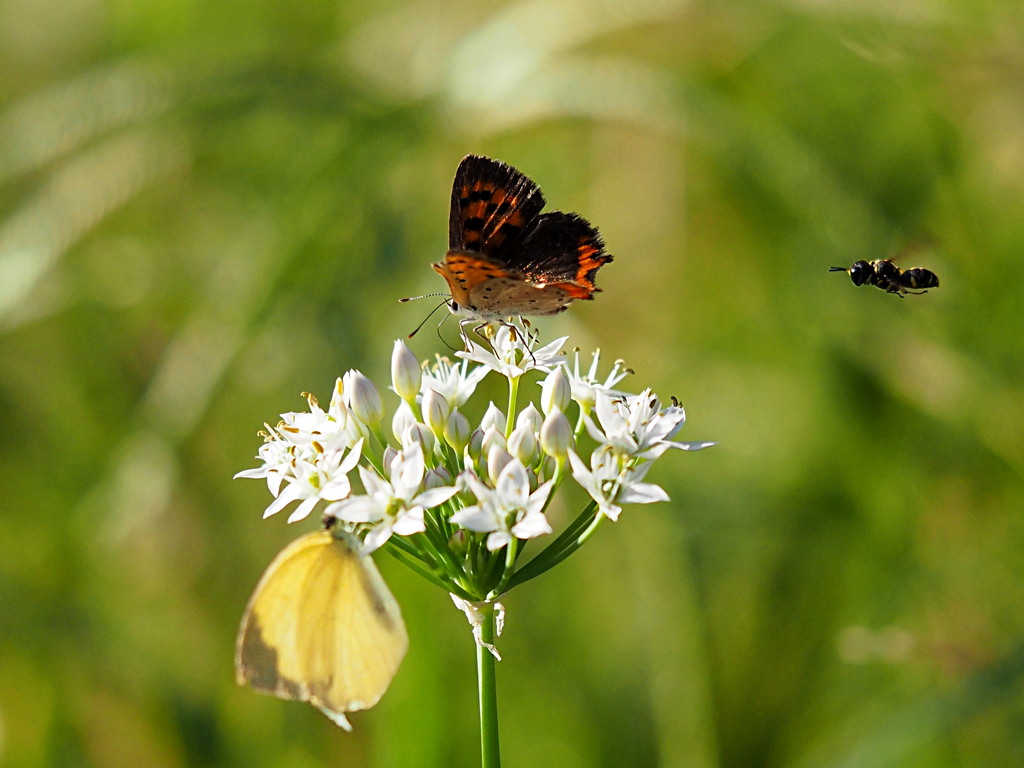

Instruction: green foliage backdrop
[2,0,1022,766]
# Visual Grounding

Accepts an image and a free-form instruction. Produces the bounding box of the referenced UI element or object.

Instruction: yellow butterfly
[235,522,408,730]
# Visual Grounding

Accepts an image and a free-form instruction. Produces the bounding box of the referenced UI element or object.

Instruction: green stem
[505,375,520,437]
[477,604,501,768]
[490,539,519,598]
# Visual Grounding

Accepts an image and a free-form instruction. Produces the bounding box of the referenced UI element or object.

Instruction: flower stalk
[477,602,501,768]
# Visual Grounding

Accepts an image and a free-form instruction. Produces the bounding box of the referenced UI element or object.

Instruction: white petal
[511,510,552,539]
[667,440,717,451]
[262,482,304,518]
[496,460,529,501]
[414,485,458,509]
[619,482,669,505]
[526,480,554,514]
[266,471,287,497]
[600,501,623,521]
[392,508,426,535]
[286,494,320,523]
[567,449,588,476]
[340,439,364,471]
[486,530,512,551]
[391,445,425,497]
[359,465,391,498]
[320,476,353,502]
[362,524,394,553]
[330,495,380,524]
[450,505,497,533]
[233,467,268,480]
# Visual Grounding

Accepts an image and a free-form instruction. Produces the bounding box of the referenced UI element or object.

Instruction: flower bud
[481,426,506,459]
[466,428,484,463]
[540,454,557,480]
[328,378,350,428]
[540,409,572,459]
[403,422,435,455]
[540,366,571,415]
[444,409,471,454]
[382,445,398,476]
[344,370,383,428]
[421,387,450,438]
[391,400,418,444]
[516,403,543,434]
[448,528,470,555]
[481,403,505,434]
[391,340,422,402]
[507,424,539,466]
[487,445,513,485]
[424,465,452,490]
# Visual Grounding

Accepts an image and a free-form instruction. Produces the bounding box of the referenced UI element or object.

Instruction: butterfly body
[433,155,612,319]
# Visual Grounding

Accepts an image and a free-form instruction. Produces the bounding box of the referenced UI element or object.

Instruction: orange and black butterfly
[431,155,613,320]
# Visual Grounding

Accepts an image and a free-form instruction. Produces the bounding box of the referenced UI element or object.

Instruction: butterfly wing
[235,531,408,728]
[298,535,408,719]
[438,155,612,318]
[448,155,545,259]
[515,211,612,289]
[451,212,610,316]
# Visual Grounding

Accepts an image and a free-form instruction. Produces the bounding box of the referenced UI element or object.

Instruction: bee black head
[845,260,873,286]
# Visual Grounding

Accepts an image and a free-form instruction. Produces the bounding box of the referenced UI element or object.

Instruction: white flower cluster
[237,328,712,592]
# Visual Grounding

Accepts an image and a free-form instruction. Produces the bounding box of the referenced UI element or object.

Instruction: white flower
[260,440,364,523]
[451,461,554,551]
[564,348,631,413]
[234,388,364,501]
[234,428,298,497]
[328,442,457,553]
[421,355,489,408]
[568,446,668,522]
[458,326,566,379]
[585,389,712,459]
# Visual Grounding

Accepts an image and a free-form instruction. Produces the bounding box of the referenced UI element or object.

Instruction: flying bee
[829,259,939,297]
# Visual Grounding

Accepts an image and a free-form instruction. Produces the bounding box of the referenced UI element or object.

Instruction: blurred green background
[2,0,1023,765]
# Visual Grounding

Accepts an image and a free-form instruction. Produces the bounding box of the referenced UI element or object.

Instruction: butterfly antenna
[400,291,448,303]
[407,298,452,339]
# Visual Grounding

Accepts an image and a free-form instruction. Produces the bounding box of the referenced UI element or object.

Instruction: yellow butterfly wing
[235,530,409,728]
